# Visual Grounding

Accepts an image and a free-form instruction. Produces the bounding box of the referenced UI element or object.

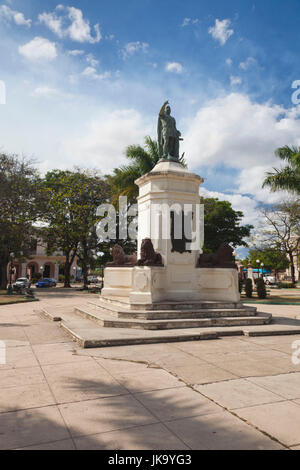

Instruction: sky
[1,0,300,252]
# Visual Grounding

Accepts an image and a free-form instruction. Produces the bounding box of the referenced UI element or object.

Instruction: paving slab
[32,342,93,366]
[196,378,284,410]
[0,405,70,450]
[0,366,46,389]
[164,363,238,385]
[110,368,184,393]
[165,412,284,450]
[134,387,221,421]
[0,383,55,413]
[18,439,76,450]
[0,326,28,342]
[234,401,300,447]
[201,350,299,378]
[248,373,300,400]
[24,323,72,345]
[172,337,269,355]
[42,360,128,403]
[74,423,189,450]
[0,345,39,370]
[58,395,159,438]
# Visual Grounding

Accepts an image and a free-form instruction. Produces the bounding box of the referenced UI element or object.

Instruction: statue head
[165,105,171,115]
[110,244,125,264]
[140,238,156,260]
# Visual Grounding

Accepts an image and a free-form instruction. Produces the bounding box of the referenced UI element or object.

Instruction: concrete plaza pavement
[0,289,300,450]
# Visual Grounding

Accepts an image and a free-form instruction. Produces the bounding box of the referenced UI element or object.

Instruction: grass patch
[0,296,38,305]
[241,294,300,305]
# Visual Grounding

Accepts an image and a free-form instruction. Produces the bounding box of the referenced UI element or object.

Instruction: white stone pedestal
[102,160,241,306]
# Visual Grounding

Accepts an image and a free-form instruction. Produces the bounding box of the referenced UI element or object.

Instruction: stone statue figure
[158,101,182,161]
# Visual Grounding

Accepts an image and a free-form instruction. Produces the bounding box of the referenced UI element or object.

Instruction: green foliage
[42,169,109,288]
[277,282,296,289]
[248,248,290,273]
[31,272,42,284]
[245,279,253,298]
[0,154,43,289]
[263,146,300,195]
[256,278,267,299]
[201,198,253,252]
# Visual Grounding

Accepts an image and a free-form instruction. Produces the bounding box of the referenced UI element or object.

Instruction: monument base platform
[40,302,300,349]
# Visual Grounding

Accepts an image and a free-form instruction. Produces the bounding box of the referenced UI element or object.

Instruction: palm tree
[263,146,300,195]
[107,136,186,205]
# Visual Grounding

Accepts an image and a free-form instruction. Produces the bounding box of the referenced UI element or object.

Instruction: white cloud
[86,53,99,67]
[38,11,64,37]
[181,18,199,27]
[122,41,149,59]
[236,166,291,204]
[226,58,233,66]
[32,86,60,97]
[183,93,300,201]
[239,57,257,70]
[82,67,110,80]
[208,19,234,45]
[18,37,57,62]
[68,6,101,43]
[230,75,242,86]
[200,187,259,226]
[68,49,85,56]
[0,5,31,27]
[60,109,152,173]
[165,62,184,74]
[38,6,101,44]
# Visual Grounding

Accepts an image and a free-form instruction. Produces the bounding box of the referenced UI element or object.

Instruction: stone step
[74,306,271,331]
[91,301,257,320]
[39,307,300,349]
[99,296,244,311]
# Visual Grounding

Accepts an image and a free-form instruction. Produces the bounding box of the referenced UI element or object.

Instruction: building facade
[9,241,79,282]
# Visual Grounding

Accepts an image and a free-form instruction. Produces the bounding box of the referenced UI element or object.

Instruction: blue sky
[1,0,300,244]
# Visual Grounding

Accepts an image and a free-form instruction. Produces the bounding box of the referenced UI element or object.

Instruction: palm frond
[263,166,300,193]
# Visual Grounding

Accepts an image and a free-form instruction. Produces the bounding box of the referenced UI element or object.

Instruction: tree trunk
[288,252,296,284]
[0,258,9,290]
[82,243,89,290]
[83,265,89,290]
[64,254,72,288]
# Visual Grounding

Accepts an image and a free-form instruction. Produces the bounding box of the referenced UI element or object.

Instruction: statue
[137,239,164,267]
[197,243,237,269]
[106,245,137,267]
[158,101,182,161]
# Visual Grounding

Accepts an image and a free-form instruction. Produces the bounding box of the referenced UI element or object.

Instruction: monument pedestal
[102,160,240,308]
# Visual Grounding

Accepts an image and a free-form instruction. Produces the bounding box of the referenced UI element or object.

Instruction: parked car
[13,278,31,290]
[36,278,57,288]
[263,275,277,285]
[87,275,98,285]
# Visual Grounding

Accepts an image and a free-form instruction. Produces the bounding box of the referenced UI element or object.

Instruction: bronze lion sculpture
[106,244,137,267]
[137,238,164,267]
[197,243,236,269]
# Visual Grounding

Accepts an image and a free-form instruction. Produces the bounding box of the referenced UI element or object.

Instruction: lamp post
[40,266,44,279]
[260,263,264,279]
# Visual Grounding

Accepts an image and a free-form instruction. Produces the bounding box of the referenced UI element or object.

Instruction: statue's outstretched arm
[159,101,169,116]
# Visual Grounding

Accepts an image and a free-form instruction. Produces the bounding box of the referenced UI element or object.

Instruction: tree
[263,146,300,195]
[257,200,300,284]
[42,170,109,288]
[248,248,290,281]
[0,154,42,289]
[107,136,186,205]
[201,197,253,253]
